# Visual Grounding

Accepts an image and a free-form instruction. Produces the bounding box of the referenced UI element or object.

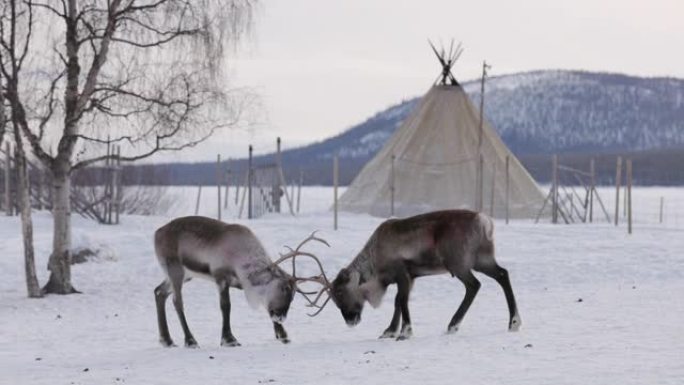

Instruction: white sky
[161,0,684,162]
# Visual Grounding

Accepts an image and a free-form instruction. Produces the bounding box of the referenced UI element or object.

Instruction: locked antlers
[274,231,332,316]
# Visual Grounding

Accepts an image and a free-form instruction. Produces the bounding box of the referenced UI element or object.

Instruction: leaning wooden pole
[296,170,303,214]
[627,159,633,234]
[275,137,295,215]
[333,154,339,231]
[614,156,622,226]
[195,185,202,215]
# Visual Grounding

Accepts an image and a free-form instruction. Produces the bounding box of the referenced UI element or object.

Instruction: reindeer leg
[395,272,414,341]
[477,264,522,331]
[218,281,240,347]
[154,279,174,347]
[168,263,198,348]
[379,293,401,338]
[447,270,481,334]
[273,322,290,344]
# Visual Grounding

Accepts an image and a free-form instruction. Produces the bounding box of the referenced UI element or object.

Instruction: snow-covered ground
[1,186,683,385]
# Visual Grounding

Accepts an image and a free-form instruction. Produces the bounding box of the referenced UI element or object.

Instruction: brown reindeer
[153,216,328,347]
[306,210,521,340]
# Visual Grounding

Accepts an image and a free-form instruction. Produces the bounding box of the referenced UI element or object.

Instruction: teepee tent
[338,44,545,219]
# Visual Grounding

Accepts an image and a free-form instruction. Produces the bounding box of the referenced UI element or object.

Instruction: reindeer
[305,210,521,340]
[153,216,328,347]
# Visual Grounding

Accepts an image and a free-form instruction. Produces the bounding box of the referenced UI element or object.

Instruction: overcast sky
[162,0,683,162]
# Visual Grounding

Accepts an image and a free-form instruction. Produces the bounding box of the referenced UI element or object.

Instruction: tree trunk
[43,166,77,294]
[14,147,42,297]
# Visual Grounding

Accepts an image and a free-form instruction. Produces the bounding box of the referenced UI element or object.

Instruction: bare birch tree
[0,1,42,298]
[0,0,256,294]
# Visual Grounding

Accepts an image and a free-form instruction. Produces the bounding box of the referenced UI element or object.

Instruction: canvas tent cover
[338,85,545,218]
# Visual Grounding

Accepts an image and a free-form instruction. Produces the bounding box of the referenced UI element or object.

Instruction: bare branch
[29,1,66,18]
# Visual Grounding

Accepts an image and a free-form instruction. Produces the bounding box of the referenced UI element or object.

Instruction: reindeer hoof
[278,337,290,344]
[159,338,176,348]
[508,315,522,332]
[446,325,459,334]
[221,339,241,347]
[379,330,398,339]
[185,339,199,348]
[396,326,412,341]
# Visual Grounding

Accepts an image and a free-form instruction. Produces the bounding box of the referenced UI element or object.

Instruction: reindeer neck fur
[347,236,386,308]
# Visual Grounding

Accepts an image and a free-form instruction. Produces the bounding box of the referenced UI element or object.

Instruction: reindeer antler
[274,231,333,316]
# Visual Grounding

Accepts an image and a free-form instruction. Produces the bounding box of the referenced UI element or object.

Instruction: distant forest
[111,146,684,187]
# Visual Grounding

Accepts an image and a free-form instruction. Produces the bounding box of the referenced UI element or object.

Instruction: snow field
[1,186,683,385]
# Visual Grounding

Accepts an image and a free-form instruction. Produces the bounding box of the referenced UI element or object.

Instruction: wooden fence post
[216,154,222,221]
[114,146,122,224]
[614,156,622,226]
[589,158,595,223]
[6,143,12,216]
[235,172,240,205]
[659,196,664,224]
[627,159,632,234]
[333,154,338,230]
[552,154,558,224]
[224,167,231,210]
[623,182,627,218]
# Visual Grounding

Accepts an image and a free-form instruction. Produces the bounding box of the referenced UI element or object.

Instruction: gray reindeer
[153,216,328,347]
[306,210,521,340]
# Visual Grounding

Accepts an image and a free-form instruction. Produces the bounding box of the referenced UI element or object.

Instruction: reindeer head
[265,273,296,323]
[330,268,364,326]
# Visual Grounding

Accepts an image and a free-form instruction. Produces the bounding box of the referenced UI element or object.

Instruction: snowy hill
[327,70,684,158]
[128,70,684,185]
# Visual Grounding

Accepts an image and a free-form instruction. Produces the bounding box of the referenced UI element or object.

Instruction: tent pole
[489,162,496,217]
